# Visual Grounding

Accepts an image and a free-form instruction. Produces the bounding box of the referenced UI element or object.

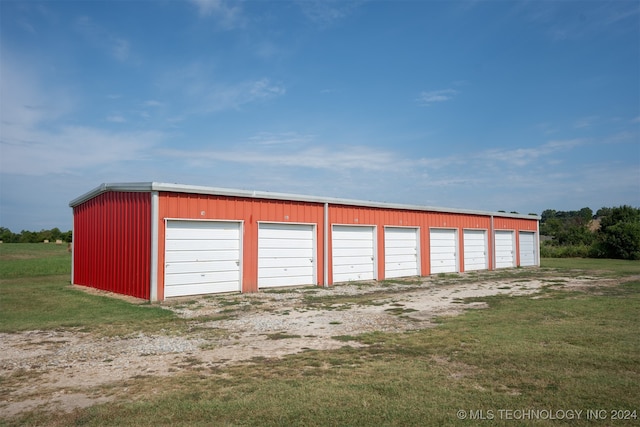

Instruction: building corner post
[150,191,159,302]
[323,202,329,288]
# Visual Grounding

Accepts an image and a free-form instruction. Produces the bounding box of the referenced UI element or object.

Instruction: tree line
[540,205,640,260]
[0,227,72,244]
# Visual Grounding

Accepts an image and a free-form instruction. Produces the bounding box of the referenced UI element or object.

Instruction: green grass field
[1,244,639,426]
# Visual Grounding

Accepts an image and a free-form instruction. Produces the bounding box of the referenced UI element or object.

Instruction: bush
[540,242,591,258]
[596,205,640,260]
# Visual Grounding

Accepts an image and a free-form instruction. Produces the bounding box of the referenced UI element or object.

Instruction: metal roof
[69,182,540,220]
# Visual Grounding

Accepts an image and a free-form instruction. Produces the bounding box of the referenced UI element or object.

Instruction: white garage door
[519,231,537,267]
[164,220,241,297]
[332,225,376,283]
[463,229,487,271]
[384,227,419,279]
[258,223,316,288]
[430,229,458,274]
[495,230,515,268]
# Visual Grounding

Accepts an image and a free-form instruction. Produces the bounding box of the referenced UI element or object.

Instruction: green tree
[595,205,640,260]
[540,207,594,246]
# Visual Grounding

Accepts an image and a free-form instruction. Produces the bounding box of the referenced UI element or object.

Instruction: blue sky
[1,0,638,232]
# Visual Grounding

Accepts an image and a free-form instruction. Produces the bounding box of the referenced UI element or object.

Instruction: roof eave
[69,182,540,220]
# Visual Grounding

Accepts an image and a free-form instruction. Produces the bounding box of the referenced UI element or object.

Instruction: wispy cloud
[144,100,163,107]
[106,114,126,123]
[574,116,599,129]
[157,60,286,114]
[163,143,400,173]
[75,16,133,62]
[519,1,640,41]
[417,89,458,106]
[189,0,245,29]
[248,132,315,146]
[0,50,162,176]
[480,139,585,167]
[297,0,365,25]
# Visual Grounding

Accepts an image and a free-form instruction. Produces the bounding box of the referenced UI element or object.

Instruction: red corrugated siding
[73,192,151,299]
[327,206,498,279]
[493,216,538,267]
[157,193,326,297]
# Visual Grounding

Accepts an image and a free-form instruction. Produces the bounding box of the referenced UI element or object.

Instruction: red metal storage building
[69,182,540,301]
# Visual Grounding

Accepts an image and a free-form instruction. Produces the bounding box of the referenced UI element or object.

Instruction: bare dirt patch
[0,273,614,418]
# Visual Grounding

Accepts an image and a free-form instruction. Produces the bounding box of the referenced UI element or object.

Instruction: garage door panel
[464,230,487,271]
[431,252,456,261]
[166,225,239,240]
[165,239,240,252]
[258,223,316,288]
[165,280,239,297]
[519,232,536,267]
[259,266,314,279]
[165,250,239,263]
[333,247,374,258]
[388,262,418,272]
[333,239,376,249]
[384,227,419,279]
[259,256,314,268]
[386,246,417,256]
[386,254,417,263]
[259,237,314,249]
[495,231,515,268]
[386,240,416,248]
[332,226,376,282]
[430,229,458,274]
[165,269,240,287]
[164,221,242,297]
[333,255,375,266]
[165,259,240,275]
[333,263,374,275]
[259,248,314,259]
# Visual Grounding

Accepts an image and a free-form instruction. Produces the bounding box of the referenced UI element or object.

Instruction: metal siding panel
[72,192,150,299]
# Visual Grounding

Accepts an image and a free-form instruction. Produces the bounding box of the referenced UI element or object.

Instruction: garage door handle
[310,258,313,263]
[235,261,240,266]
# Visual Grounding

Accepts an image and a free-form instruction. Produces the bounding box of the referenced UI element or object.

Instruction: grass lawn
[1,245,639,426]
[0,244,180,335]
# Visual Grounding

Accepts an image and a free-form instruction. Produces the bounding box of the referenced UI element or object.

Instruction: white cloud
[1,125,162,175]
[480,139,585,167]
[0,50,163,176]
[162,143,400,172]
[106,114,126,123]
[144,100,164,107]
[417,89,458,105]
[297,0,365,25]
[248,132,315,146]
[189,0,244,29]
[0,50,73,129]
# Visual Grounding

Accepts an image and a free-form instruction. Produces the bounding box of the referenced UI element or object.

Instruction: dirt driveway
[0,272,610,417]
